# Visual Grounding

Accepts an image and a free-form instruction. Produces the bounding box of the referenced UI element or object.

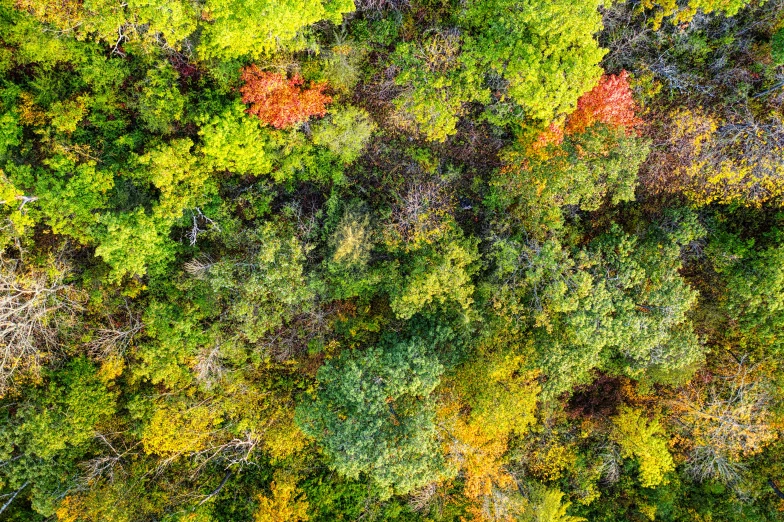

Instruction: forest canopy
[1,0,784,520]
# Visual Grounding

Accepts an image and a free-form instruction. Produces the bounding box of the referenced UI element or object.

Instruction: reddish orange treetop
[240,65,332,129]
[527,71,641,156]
[565,70,641,135]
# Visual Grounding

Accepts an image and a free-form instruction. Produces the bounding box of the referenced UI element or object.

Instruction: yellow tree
[254,471,309,522]
[642,107,784,206]
[438,352,540,521]
[610,406,675,488]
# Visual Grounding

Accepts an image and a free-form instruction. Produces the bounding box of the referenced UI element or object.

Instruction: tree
[310,105,375,164]
[0,258,83,396]
[492,70,647,236]
[519,485,587,522]
[136,138,213,221]
[94,208,175,283]
[673,357,777,485]
[610,406,675,488]
[637,0,753,29]
[588,219,704,385]
[142,401,222,458]
[642,107,784,206]
[0,112,22,160]
[254,471,309,522]
[438,352,539,517]
[0,358,117,516]
[565,71,642,136]
[15,0,354,58]
[319,206,386,301]
[392,34,489,142]
[132,299,209,388]
[134,63,186,135]
[329,208,373,267]
[193,222,315,344]
[389,234,479,320]
[773,28,784,65]
[198,101,276,176]
[240,67,332,129]
[461,0,606,123]
[6,159,113,244]
[295,339,449,497]
[707,230,784,353]
[14,0,197,51]
[493,124,650,236]
[489,214,704,396]
[0,169,36,247]
[198,0,354,60]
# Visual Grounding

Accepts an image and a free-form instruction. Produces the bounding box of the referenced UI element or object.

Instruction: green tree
[493,124,650,236]
[392,35,489,142]
[14,0,197,51]
[773,28,784,65]
[0,110,22,158]
[195,222,315,343]
[198,0,355,60]
[310,105,375,164]
[134,64,186,135]
[461,0,606,123]
[197,101,276,176]
[490,215,704,396]
[389,234,480,320]
[637,0,753,29]
[137,138,213,220]
[318,206,386,301]
[5,159,113,244]
[94,208,175,283]
[520,485,586,522]
[296,339,449,497]
[0,358,117,516]
[707,230,784,354]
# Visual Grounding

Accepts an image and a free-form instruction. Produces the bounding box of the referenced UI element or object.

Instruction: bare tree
[79,432,141,486]
[353,0,409,12]
[390,180,453,243]
[408,482,437,513]
[0,258,82,395]
[87,302,143,359]
[193,342,227,388]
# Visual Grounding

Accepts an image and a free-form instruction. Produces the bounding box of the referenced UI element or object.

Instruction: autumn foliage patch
[566,70,641,135]
[240,65,332,129]
[530,71,640,154]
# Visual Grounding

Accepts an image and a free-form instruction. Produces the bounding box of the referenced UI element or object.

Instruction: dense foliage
[1,0,784,520]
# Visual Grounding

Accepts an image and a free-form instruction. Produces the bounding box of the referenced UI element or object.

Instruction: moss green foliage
[1,0,783,521]
[296,338,448,497]
[772,28,784,65]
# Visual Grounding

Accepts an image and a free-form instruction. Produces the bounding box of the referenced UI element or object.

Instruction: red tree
[240,66,332,129]
[565,70,641,135]
[530,71,641,155]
